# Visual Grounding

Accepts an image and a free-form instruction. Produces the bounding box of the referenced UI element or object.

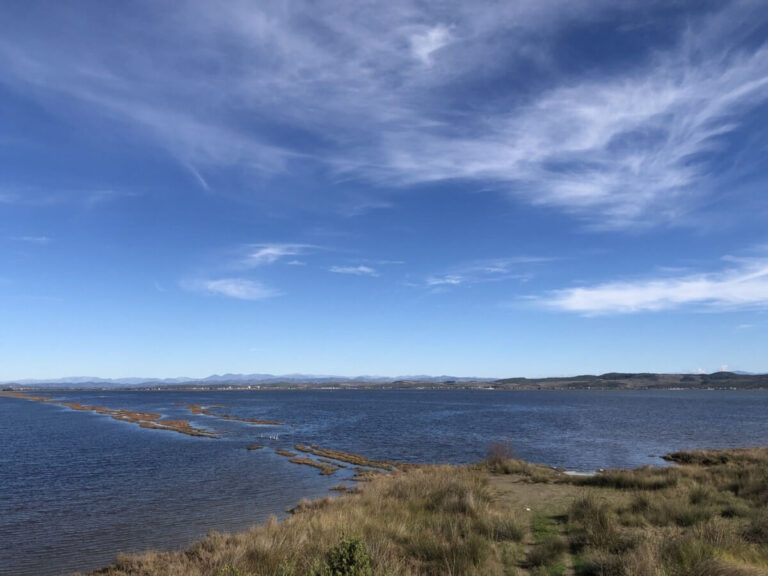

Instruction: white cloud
[541,258,768,315]
[184,163,210,191]
[242,244,310,267]
[0,2,765,226]
[410,25,452,65]
[427,275,464,286]
[365,45,768,227]
[330,265,379,277]
[427,257,547,287]
[183,278,279,300]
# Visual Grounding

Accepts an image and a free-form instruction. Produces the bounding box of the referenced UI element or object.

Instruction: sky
[1,0,768,379]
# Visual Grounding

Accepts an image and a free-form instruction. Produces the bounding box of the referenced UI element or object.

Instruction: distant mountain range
[0,373,493,387]
[2,371,767,390]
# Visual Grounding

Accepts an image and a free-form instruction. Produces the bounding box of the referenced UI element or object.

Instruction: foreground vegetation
[85,447,768,576]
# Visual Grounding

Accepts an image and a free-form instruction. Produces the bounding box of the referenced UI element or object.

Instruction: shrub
[487,442,517,465]
[317,537,373,576]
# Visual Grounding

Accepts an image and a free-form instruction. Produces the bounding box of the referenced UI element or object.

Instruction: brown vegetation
[319,457,347,468]
[86,465,520,576]
[83,446,768,575]
[185,404,283,426]
[294,444,412,471]
[1,392,220,437]
[289,457,339,476]
[1,403,758,576]
[0,391,51,402]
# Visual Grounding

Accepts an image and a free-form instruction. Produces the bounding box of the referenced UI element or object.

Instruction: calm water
[2,389,767,575]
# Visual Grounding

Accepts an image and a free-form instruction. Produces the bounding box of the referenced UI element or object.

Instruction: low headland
[82,445,768,576]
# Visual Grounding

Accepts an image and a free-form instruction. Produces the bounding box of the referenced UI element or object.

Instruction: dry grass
[86,466,523,576]
[563,449,768,575]
[79,446,768,576]
[484,443,564,483]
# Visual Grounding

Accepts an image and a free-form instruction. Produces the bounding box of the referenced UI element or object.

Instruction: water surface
[1,389,767,575]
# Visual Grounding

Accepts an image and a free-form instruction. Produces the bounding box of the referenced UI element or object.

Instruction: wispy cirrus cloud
[361,32,768,227]
[540,258,768,315]
[330,265,379,277]
[426,275,464,287]
[182,278,279,301]
[241,244,314,267]
[427,257,550,288]
[0,2,765,226]
[183,242,318,301]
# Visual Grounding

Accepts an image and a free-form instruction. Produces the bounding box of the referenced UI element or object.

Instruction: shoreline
[4,390,767,574]
[79,446,768,576]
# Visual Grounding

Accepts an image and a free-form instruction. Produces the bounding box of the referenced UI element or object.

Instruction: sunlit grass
[85,447,768,576]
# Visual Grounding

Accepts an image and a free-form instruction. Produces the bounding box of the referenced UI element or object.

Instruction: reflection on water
[1,389,767,575]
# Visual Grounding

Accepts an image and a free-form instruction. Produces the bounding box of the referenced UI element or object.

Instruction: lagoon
[2,389,767,575]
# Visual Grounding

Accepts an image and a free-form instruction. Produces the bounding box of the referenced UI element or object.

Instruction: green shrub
[317,537,373,576]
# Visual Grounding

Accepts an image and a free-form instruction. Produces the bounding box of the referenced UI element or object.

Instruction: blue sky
[2,0,768,379]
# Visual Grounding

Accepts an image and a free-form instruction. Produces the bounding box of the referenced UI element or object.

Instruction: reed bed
[289,457,339,476]
[1,392,220,437]
[185,404,283,426]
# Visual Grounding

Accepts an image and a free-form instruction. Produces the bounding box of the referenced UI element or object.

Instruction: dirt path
[486,474,579,575]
